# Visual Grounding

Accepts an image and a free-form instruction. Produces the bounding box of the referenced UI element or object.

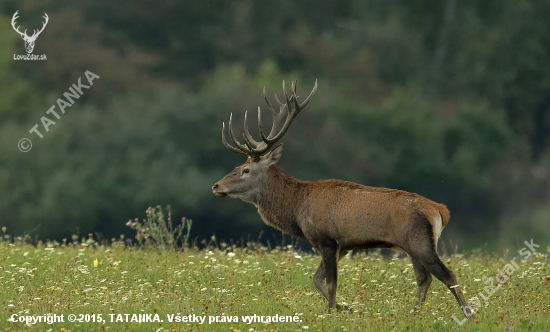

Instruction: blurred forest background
[1,0,549,250]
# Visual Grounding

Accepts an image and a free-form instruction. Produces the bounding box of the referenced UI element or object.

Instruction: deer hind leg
[406,214,473,319]
[411,256,432,311]
[414,251,473,318]
[408,245,472,318]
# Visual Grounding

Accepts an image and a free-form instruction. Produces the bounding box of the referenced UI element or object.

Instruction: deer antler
[11,11,27,38]
[32,13,49,38]
[11,11,48,38]
[222,80,318,161]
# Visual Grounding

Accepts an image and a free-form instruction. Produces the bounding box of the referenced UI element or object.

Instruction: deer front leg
[314,249,352,312]
[313,249,349,305]
[322,248,339,310]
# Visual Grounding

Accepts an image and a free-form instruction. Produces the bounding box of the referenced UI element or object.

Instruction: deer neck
[255,166,305,238]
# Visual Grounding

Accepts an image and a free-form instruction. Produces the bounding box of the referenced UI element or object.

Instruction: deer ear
[261,143,283,166]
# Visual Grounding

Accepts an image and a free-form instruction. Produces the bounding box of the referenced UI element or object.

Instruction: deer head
[212,80,317,203]
[11,11,49,54]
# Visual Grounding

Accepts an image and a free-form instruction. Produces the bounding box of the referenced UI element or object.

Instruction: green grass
[0,239,549,332]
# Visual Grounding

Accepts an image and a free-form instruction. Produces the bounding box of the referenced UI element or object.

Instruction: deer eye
[242,169,250,175]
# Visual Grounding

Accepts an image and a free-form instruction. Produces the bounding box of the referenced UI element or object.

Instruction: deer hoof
[463,306,475,320]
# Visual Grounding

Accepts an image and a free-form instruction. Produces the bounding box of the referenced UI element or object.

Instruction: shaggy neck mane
[257,165,305,238]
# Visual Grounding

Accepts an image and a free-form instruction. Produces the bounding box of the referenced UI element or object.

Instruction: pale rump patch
[431,211,443,247]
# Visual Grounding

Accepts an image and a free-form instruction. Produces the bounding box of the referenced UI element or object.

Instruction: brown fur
[258,166,450,251]
[213,158,471,317]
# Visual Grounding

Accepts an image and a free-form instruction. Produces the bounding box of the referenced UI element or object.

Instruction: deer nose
[212,183,227,197]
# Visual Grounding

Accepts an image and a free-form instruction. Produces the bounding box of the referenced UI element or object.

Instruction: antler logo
[11,10,49,54]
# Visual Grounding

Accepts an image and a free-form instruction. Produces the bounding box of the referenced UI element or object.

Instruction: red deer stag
[212,80,472,318]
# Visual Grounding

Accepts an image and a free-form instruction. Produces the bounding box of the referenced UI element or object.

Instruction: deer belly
[334,220,397,250]
[300,210,397,249]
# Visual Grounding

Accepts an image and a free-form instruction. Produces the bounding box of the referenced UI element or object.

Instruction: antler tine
[257,106,276,151]
[263,87,288,140]
[228,113,252,154]
[297,78,318,109]
[11,11,26,37]
[38,13,48,35]
[222,122,247,156]
[287,79,318,113]
[32,13,49,37]
[243,110,264,149]
[262,79,318,145]
[282,80,293,114]
[263,87,278,116]
[226,113,253,156]
[258,106,268,143]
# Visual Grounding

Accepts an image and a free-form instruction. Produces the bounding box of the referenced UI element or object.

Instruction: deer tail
[438,204,451,229]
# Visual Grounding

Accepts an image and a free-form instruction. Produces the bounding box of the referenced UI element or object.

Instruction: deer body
[212,80,472,318]
[249,165,446,251]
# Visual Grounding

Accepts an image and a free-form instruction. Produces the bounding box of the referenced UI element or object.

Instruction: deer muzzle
[212,183,227,197]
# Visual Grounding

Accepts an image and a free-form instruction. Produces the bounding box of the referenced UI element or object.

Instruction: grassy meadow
[0,234,549,332]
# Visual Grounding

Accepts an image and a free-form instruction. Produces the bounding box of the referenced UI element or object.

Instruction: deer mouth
[214,191,227,197]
